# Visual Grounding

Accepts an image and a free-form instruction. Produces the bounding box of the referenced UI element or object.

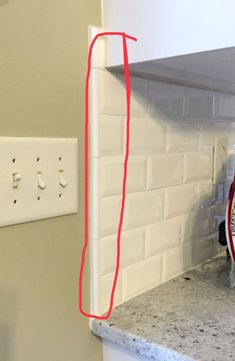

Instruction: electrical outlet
[213,136,228,184]
[0,137,78,227]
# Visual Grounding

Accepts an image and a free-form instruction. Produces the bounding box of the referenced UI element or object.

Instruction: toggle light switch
[37,171,46,190]
[59,170,67,188]
[0,137,77,227]
[12,172,21,189]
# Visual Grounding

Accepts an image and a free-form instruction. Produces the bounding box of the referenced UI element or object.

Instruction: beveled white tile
[215,93,235,120]
[148,81,185,119]
[184,151,213,182]
[147,154,183,189]
[167,122,199,153]
[99,115,124,156]
[100,156,146,196]
[130,116,166,154]
[198,180,217,208]
[99,270,123,314]
[124,190,164,229]
[146,217,182,256]
[165,183,199,218]
[182,209,214,244]
[185,87,214,120]
[189,234,219,267]
[210,205,227,231]
[99,227,145,275]
[162,247,184,281]
[122,254,162,300]
[100,195,122,236]
[98,70,147,116]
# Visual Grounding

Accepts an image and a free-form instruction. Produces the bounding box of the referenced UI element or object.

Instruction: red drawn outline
[227,176,235,262]
[78,32,137,319]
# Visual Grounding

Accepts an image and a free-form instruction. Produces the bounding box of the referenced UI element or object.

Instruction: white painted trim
[88,26,104,316]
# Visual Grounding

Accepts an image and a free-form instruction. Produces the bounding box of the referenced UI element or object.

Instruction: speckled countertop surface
[91,256,235,361]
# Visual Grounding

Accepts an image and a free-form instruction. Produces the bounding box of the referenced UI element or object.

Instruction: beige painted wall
[0,1,102,360]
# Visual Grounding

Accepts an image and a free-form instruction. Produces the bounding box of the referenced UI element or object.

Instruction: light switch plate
[0,137,78,227]
[213,136,228,184]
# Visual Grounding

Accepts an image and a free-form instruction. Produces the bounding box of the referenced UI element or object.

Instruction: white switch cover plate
[213,136,228,184]
[0,137,78,227]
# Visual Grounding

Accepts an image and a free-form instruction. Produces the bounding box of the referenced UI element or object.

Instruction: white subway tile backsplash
[92,55,232,313]
[185,87,214,120]
[162,247,184,282]
[130,117,166,154]
[215,93,235,120]
[182,209,214,244]
[190,235,219,267]
[100,195,122,236]
[162,243,196,282]
[184,151,213,182]
[199,124,215,151]
[122,254,162,300]
[99,115,124,156]
[227,151,235,181]
[124,190,164,229]
[198,181,217,208]
[146,217,182,256]
[215,183,226,204]
[210,205,226,230]
[223,181,232,202]
[148,81,185,119]
[98,70,147,116]
[167,122,199,153]
[99,227,145,275]
[165,183,199,218]
[147,154,184,189]
[99,271,123,314]
[100,156,146,196]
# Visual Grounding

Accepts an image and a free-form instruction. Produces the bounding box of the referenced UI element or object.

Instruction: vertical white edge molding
[88,26,104,316]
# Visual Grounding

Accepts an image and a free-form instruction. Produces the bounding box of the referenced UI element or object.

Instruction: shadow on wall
[0,290,18,361]
[182,170,225,273]
[0,0,10,6]
[182,149,235,274]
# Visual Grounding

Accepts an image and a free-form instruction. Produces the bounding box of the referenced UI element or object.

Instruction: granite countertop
[91,256,235,361]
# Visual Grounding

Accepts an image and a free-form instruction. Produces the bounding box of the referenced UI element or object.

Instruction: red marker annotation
[78,32,137,320]
[226,176,235,262]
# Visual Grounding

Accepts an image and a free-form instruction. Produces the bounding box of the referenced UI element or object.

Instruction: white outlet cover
[0,137,78,227]
[213,136,228,184]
